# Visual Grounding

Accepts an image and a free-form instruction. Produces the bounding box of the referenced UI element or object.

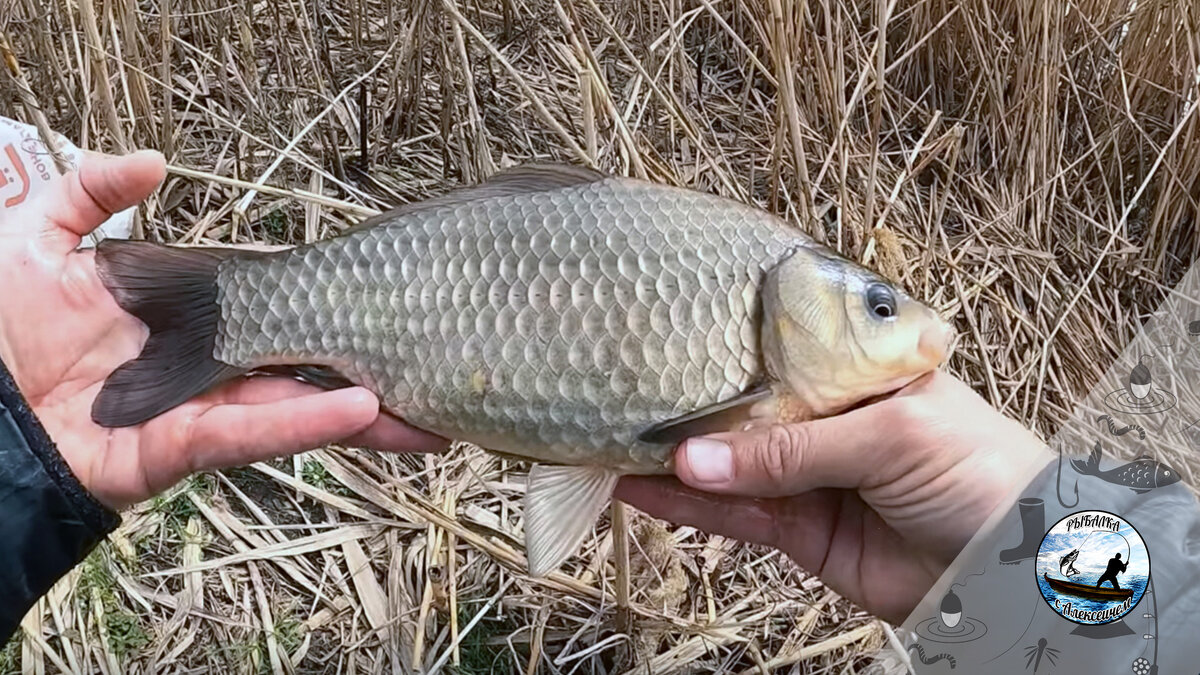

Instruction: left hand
[0,150,448,511]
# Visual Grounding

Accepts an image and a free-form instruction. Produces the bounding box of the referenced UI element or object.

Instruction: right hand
[615,370,1050,624]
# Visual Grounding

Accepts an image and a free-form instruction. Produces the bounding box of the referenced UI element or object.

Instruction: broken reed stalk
[0,30,97,243]
[232,43,397,221]
[445,491,460,667]
[0,32,73,175]
[158,0,172,157]
[166,164,380,219]
[441,0,592,165]
[76,0,127,151]
[611,501,631,634]
[767,0,816,232]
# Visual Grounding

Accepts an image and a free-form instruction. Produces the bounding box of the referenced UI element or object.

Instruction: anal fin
[523,464,619,577]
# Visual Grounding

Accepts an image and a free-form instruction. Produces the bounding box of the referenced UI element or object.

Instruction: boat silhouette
[1043,573,1134,601]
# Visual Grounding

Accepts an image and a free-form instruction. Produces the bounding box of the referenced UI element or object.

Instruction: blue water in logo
[1036,572,1148,624]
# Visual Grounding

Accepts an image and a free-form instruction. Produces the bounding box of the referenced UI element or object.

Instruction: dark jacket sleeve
[0,359,120,641]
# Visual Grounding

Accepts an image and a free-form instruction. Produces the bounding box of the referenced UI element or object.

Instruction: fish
[90,163,954,575]
[1059,549,1080,578]
[1071,441,1180,493]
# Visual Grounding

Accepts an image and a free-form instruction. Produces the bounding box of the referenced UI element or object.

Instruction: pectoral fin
[523,464,619,576]
[258,364,357,391]
[637,384,775,445]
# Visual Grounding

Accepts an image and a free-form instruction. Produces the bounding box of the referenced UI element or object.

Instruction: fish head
[761,245,954,417]
[1154,462,1181,488]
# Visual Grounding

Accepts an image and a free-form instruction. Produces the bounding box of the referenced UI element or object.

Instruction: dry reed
[1,0,1198,672]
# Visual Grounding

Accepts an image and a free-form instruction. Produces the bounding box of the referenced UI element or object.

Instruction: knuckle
[755,424,807,489]
[83,164,121,216]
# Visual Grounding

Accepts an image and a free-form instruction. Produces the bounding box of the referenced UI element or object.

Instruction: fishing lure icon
[1023,638,1060,672]
[1097,414,1145,440]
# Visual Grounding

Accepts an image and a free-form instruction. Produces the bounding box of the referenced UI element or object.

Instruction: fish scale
[213,178,801,472]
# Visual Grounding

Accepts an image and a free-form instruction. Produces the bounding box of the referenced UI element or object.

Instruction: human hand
[614,370,1050,624]
[0,150,447,511]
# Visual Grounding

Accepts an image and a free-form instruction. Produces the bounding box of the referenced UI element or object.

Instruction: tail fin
[91,240,253,427]
[1070,441,1104,475]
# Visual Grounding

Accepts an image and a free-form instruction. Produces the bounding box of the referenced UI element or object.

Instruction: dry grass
[2,0,1199,672]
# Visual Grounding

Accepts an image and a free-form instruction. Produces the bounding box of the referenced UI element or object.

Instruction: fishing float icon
[1128,356,1152,399]
[914,588,988,643]
[940,590,962,628]
[1103,354,1177,416]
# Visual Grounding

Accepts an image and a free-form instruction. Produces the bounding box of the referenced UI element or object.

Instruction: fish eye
[865,283,897,320]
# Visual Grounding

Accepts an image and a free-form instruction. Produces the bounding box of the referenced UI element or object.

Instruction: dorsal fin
[343,163,608,234]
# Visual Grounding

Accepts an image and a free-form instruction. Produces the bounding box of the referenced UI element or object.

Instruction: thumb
[45,149,165,248]
[672,399,912,497]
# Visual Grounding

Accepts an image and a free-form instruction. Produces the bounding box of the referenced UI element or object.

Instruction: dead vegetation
[1,0,1199,672]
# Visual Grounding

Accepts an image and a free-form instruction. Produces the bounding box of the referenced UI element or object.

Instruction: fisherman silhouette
[1095,552,1128,590]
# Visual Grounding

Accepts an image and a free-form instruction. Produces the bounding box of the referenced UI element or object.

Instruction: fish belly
[212,178,804,473]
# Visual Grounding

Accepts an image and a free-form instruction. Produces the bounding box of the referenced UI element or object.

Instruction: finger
[671,399,910,497]
[214,376,449,453]
[185,386,382,471]
[45,150,166,247]
[347,412,449,454]
[613,475,846,557]
[614,475,784,548]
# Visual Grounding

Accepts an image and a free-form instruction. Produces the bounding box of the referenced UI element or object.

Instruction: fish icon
[1071,441,1180,494]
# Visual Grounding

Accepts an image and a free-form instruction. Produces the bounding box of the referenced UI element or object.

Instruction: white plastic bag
[0,116,135,247]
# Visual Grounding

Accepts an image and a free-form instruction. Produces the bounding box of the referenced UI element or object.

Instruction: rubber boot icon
[1071,619,1134,639]
[999,498,1045,564]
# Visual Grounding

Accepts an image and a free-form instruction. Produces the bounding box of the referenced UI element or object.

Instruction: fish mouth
[834,359,948,416]
[811,318,951,418]
[835,376,920,415]
[918,319,956,366]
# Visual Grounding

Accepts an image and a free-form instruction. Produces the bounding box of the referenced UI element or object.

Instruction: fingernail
[685,438,733,484]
